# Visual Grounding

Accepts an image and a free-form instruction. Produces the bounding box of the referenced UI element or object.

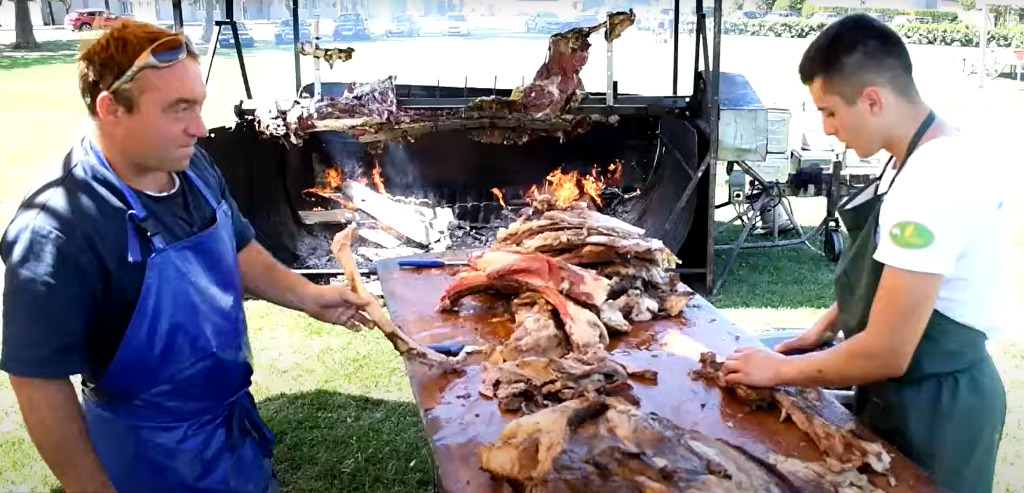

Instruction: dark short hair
[798,13,919,104]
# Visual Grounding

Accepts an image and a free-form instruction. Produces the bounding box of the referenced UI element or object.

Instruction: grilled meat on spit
[257,12,636,145]
[690,351,892,474]
[296,41,354,69]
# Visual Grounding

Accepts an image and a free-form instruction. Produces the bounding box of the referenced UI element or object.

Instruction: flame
[490,188,506,208]
[581,167,603,206]
[526,164,615,209]
[304,165,344,195]
[371,162,388,196]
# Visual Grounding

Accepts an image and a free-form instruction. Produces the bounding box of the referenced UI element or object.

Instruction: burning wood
[331,226,460,372]
[341,180,453,247]
[690,351,892,475]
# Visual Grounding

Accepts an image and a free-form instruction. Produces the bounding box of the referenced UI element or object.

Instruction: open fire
[296,157,636,267]
[519,162,623,209]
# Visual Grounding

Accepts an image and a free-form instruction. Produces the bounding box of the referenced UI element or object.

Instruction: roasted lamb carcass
[479,395,883,493]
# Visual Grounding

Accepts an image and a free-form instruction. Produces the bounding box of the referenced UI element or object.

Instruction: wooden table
[375,251,941,493]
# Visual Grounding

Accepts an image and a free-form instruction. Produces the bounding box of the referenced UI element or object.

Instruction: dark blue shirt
[0,137,255,386]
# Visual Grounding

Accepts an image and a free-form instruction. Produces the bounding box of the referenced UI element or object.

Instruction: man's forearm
[777,332,904,388]
[237,241,314,312]
[9,376,115,493]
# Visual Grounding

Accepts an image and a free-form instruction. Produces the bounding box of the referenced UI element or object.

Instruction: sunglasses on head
[106,34,195,94]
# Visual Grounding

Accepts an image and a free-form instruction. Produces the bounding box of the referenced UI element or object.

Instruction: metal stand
[712,157,846,294]
[202,0,252,100]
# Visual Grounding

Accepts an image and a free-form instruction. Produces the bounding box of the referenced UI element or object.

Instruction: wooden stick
[331,226,459,372]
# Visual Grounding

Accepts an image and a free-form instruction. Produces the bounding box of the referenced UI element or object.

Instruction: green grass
[1,37,1023,492]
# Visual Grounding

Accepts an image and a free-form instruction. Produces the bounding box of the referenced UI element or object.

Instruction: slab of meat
[519,23,603,116]
[768,455,884,493]
[497,208,645,245]
[690,352,776,408]
[479,352,631,414]
[690,352,892,474]
[604,10,637,42]
[494,293,570,362]
[480,395,800,492]
[463,250,611,308]
[440,252,611,355]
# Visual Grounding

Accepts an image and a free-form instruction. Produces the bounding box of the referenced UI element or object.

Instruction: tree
[189,0,224,43]
[773,0,805,13]
[958,0,975,12]
[754,0,775,11]
[13,0,38,49]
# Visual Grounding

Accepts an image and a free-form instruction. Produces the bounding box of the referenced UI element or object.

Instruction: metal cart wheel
[824,230,844,263]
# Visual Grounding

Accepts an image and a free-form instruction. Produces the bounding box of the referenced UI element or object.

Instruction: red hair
[77,19,198,116]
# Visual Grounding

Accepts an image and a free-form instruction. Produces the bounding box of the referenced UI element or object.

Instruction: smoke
[311,131,366,184]
[379,142,432,200]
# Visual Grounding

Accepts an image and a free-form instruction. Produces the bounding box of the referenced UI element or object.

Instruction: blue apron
[80,140,276,493]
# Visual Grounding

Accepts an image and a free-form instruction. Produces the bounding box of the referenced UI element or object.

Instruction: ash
[446,222,503,250]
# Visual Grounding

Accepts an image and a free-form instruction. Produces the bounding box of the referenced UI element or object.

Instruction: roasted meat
[690,351,892,474]
[480,395,798,492]
[496,293,570,362]
[479,352,630,414]
[604,9,637,42]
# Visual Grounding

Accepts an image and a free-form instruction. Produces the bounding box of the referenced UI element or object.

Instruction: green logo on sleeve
[888,221,934,249]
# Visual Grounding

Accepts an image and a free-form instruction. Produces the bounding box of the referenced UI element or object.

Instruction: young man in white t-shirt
[718,14,1008,493]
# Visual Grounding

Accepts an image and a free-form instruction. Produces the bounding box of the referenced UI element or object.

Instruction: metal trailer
[161,0,790,298]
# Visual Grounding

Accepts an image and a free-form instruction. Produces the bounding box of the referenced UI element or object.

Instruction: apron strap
[183,166,223,210]
[836,110,935,211]
[86,138,167,262]
[890,110,936,183]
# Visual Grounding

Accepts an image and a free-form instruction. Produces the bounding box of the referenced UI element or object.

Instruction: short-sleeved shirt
[0,136,256,386]
[870,134,1009,336]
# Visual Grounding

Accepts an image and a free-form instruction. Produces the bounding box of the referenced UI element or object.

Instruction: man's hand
[300,284,376,331]
[774,302,839,353]
[10,376,116,493]
[721,347,788,387]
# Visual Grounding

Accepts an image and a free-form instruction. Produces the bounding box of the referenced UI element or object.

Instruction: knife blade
[397,259,469,268]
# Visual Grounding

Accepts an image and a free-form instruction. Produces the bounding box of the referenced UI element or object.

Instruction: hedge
[720,19,1024,48]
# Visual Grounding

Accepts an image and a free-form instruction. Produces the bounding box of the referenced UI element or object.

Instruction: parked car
[730,10,763,20]
[333,12,372,40]
[571,12,601,28]
[525,11,572,33]
[63,8,122,31]
[809,12,841,23]
[445,12,471,36]
[865,12,891,23]
[891,15,930,25]
[275,18,311,45]
[763,11,798,20]
[217,22,256,48]
[385,14,421,37]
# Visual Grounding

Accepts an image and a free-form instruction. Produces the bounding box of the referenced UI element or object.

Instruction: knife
[426,341,484,357]
[397,259,469,268]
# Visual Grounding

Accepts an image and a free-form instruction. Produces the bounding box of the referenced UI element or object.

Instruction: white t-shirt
[864,133,1010,337]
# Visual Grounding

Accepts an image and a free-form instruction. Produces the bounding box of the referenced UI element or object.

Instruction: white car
[446,13,471,36]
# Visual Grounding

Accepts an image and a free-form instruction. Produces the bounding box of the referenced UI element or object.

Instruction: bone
[331,226,460,372]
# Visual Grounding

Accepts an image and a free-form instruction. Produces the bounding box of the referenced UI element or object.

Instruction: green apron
[833,112,1006,493]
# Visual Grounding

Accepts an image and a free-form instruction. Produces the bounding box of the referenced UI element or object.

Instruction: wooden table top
[375,250,940,493]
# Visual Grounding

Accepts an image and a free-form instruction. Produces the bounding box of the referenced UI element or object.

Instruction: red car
[64,8,122,31]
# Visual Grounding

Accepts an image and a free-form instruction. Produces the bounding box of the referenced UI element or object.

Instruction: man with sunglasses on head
[718,14,1008,493]
[1,20,376,493]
